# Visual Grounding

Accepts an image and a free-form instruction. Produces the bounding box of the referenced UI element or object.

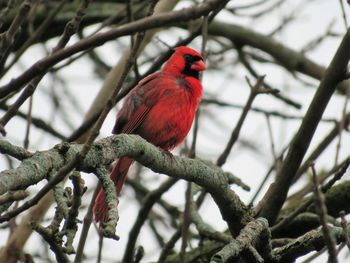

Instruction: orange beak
[191,60,206,71]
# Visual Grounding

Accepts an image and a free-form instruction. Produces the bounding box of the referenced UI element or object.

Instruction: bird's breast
[137,85,200,149]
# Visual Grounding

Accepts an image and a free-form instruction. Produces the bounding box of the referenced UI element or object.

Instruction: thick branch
[273,223,350,262]
[208,21,324,80]
[211,218,269,263]
[0,134,251,234]
[258,28,350,224]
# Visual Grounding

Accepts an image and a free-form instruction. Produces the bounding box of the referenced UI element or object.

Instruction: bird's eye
[184,54,192,61]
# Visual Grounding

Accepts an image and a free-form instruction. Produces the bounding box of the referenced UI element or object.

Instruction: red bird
[93,46,205,223]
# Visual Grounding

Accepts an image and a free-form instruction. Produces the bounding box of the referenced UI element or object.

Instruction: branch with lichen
[94,167,119,240]
[272,223,350,262]
[0,134,251,235]
[211,218,270,263]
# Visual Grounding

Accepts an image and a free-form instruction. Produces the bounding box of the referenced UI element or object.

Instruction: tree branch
[273,223,350,262]
[0,134,251,235]
[257,28,350,224]
[0,0,226,99]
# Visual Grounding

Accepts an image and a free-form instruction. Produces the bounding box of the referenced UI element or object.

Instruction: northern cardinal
[93,46,205,223]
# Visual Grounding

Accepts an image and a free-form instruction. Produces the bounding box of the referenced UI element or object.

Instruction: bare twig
[158,190,210,262]
[180,182,192,262]
[265,114,278,162]
[236,44,301,109]
[74,184,100,263]
[310,163,338,263]
[249,146,287,206]
[127,177,181,219]
[217,75,275,166]
[23,95,33,149]
[334,88,349,166]
[338,0,348,29]
[97,230,103,263]
[133,246,145,263]
[302,20,340,53]
[202,98,337,122]
[158,230,182,262]
[123,178,178,262]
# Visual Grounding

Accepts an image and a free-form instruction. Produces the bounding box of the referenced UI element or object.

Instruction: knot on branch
[54,142,70,155]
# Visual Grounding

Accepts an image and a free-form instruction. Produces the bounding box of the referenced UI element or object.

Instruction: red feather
[93,46,205,223]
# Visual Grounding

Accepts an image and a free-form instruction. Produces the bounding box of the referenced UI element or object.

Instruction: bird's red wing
[119,104,151,134]
[113,72,186,135]
[113,72,166,135]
